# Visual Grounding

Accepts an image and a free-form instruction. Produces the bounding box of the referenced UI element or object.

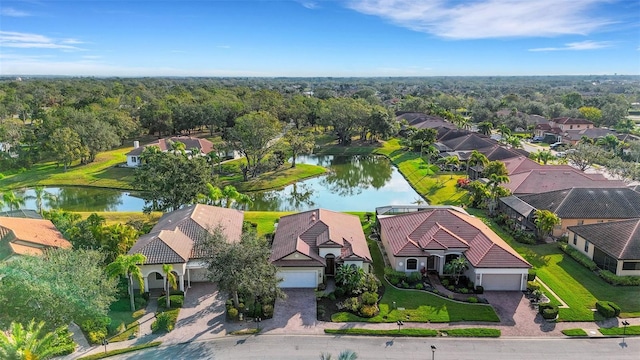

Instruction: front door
[427,256,436,271]
[325,255,335,276]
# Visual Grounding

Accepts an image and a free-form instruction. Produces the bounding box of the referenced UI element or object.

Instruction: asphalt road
[111,335,639,360]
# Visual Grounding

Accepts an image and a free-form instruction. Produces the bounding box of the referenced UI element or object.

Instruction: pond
[5,155,423,213]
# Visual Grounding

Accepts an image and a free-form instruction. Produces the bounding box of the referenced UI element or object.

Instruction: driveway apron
[262,289,320,334]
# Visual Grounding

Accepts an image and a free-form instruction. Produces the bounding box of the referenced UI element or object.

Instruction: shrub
[151,311,175,333]
[363,273,381,293]
[341,297,361,313]
[408,271,422,282]
[474,286,484,294]
[467,297,478,303]
[384,267,406,285]
[227,307,239,320]
[527,281,540,292]
[596,301,621,318]
[538,303,558,320]
[134,296,147,310]
[513,230,537,244]
[447,294,454,300]
[598,270,640,286]
[441,279,450,287]
[328,292,336,301]
[334,287,346,298]
[459,287,469,294]
[527,269,537,281]
[361,292,378,306]
[359,304,378,318]
[402,281,411,288]
[317,305,326,319]
[262,304,274,318]
[558,243,598,270]
[81,317,110,344]
[415,283,424,290]
[225,299,233,308]
[109,298,131,312]
[157,295,184,309]
[447,285,455,291]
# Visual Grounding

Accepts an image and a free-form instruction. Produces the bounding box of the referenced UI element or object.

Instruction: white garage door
[278,270,317,288]
[482,274,522,291]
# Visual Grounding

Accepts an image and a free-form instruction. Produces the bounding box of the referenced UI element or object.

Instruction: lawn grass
[440,328,501,337]
[77,341,161,360]
[467,209,640,320]
[331,238,500,323]
[75,211,163,226]
[562,328,588,336]
[244,211,292,237]
[229,328,262,335]
[107,308,146,343]
[233,164,326,192]
[598,325,640,336]
[1,147,136,191]
[325,328,438,337]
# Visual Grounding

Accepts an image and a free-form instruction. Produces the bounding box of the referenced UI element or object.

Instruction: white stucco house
[128,204,244,291]
[379,207,531,291]
[269,209,372,288]
[125,136,216,168]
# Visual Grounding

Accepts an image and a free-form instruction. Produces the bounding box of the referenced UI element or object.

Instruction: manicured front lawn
[467,209,640,320]
[440,328,501,337]
[107,308,146,343]
[325,328,438,337]
[599,325,640,336]
[562,328,588,336]
[332,239,500,324]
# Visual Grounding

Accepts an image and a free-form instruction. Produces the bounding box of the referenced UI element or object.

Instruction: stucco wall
[554,218,620,237]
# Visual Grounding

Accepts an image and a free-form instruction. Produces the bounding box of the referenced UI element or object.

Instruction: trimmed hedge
[538,303,559,320]
[157,295,184,309]
[151,309,179,334]
[77,341,161,360]
[598,270,640,286]
[595,301,621,318]
[558,243,598,271]
[527,269,537,282]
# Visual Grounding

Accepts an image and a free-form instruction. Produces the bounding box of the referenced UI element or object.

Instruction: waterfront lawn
[1,147,135,190]
[467,209,640,320]
[244,211,292,237]
[331,238,500,323]
[233,163,327,192]
[75,211,163,226]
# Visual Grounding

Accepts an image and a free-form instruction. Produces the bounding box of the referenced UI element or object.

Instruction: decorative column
[179,274,185,291]
[143,276,149,292]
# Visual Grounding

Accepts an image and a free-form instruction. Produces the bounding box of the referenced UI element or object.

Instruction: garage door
[278,270,317,288]
[481,274,522,291]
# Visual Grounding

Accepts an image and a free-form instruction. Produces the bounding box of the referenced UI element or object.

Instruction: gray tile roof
[500,196,536,218]
[517,188,640,219]
[128,204,244,264]
[568,219,640,260]
[505,169,627,195]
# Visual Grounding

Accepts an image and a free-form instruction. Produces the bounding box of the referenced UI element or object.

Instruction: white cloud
[346,0,614,39]
[0,31,82,50]
[298,1,319,9]
[529,40,614,51]
[0,8,32,17]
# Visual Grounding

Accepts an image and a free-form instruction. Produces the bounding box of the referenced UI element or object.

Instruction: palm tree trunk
[165,278,170,308]
[128,274,136,312]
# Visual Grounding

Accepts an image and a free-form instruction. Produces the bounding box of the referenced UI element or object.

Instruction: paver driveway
[262,288,321,334]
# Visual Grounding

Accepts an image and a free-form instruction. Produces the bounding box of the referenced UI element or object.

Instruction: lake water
[6,155,422,213]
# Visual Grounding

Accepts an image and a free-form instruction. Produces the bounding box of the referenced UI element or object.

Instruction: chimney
[133,140,140,149]
[311,212,316,222]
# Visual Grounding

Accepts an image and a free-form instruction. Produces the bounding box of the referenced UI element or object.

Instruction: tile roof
[0,209,43,219]
[502,156,544,175]
[128,204,244,264]
[516,188,640,219]
[563,128,616,141]
[552,117,594,125]
[482,145,524,161]
[441,134,496,151]
[397,113,455,130]
[270,209,371,267]
[379,209,530,268]
[437,129,473,141]
[0,217,71,258]
[568,219,640,260]
[127,136,215,156]
[504,169,627,195]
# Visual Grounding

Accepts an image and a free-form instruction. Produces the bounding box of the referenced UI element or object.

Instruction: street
[110,334,639,360]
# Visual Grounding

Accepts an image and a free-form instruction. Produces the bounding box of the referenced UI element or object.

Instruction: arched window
[406,258,418,271]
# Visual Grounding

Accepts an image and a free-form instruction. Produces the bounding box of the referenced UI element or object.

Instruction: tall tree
[285,129,315,168]
[0,320,75,360]
[2,191,25,212]
[227,111,283,180]
[467,150,489,171]
[318,97,370,145]
[0,249,117,328]
[478,121,493,136]
[106,254,147,312]
[565,143,604,171]
[26,186,57,214]
[534,209,560,240]
[49,127,84,171]
[162,264,178,309]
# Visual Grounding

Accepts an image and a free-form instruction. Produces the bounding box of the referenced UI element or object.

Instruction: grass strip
[229,328,262,335]
[598,325,640,336]
[77,341,162,360]
[325,328,438,337]
[441,328,501,337]
[562,328,588,336]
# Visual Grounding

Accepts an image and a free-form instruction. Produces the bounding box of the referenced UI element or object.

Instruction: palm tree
[534,209,561,240]
[506,136,522,149]
[201,183,223,206]
[106,253,147,312]
[443,257,468,285]
[3,191,26,212]
[467,150,489,178]
[487,173,510,215]
[478,121,493,136]
[162,264,178,309]
[320,350,358,360]
[0,320,75,360]
[26,186,58,214]
[498,124,511,142]
[422,145,439,163]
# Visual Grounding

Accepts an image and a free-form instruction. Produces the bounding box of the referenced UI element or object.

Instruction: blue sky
[1,0,638,76]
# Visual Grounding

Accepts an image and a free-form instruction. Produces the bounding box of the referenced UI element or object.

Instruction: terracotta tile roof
[379,209,530,268]
[568,219,640,260]
[516,188,640,219]
[552,117,593,125]
[127,136,215,156]
[0,217,71,258]
[563,128,616,141]
[504,169,627,195]
[270,209,371,267]
[128,205,244,264]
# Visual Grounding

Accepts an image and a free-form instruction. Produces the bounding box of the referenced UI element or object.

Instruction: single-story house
[567,218,640,276]
[499,187,640,237]
[379,208,531,291]
[128,204,244,291]
[0,216,71,260]
[504,168,626,195]
[269,209,372,288]
[125,136,240,167]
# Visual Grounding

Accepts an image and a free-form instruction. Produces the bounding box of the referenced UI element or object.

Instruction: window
[577,220,584,225]
[584,240,590,252]
[155,273,163,280]
[570,125,573,129]
[622,262,640,271]
[406,258,418,271]
[573,233,578,245]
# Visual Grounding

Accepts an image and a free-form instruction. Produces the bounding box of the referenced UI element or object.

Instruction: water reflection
[4,187,145,213]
